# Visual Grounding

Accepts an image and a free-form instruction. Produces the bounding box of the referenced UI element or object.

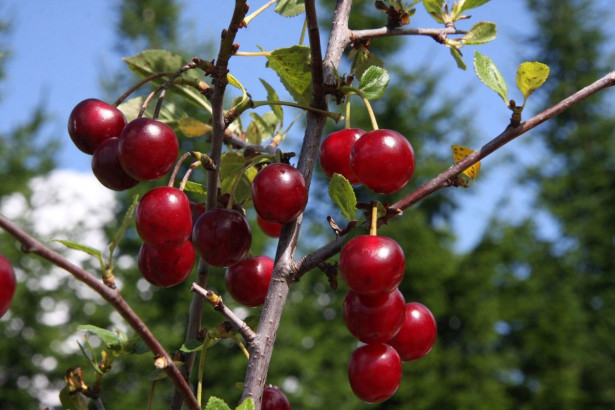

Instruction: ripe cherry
[319,128,365,185]
[0,254,16,318]
[118,117,179,181]
[225,256,274,307]
[387,302,437,361]
[350,129,415,194]
[192,209,252,267]
[348,343,402,404]
[252,163,308,224]
[262,385,291,410]
[340,235,405,296]
[189,202,206,225]
[91,137,139,191]
[257,214,283,238]
[138,241,195,287]
[136,187,193,249]
[343,289,405,344]
[68,98,127,154]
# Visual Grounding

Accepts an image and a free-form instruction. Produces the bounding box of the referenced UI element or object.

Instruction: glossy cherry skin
[262,386,291,410]
[226,256,274,307]
[0,254,16,318]
[118,117,179,181]
[136,187,193,249]
[68,98,127,154]
[252,163,308,224]
[192,209,252,267]
[387,302,437,361]
[348,343,402,404]
[350,129,415,194]
[343,289,405,344]
[137,241,195,287]
[319,128,365,185]
[257,214,283,238]
[91,137,139,191]
[340,235,405,296]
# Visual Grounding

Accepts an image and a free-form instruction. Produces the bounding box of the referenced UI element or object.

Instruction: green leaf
[77,340,103,375]
[205,396,232,410]
[449,47,467,70]
[236,398,255,410]
[183,181,207,197]
[462,22,497,45]
[59,386,88,410]
[260,79,284,121]
[219,152,249,180]
[516,61,550,101]
[247,112,279,145]
[274,0,305,17]
[117,96,183,123]
[77,325,121,350]
[473,51,508,104]
[456,0,491,15]
[328,173,357,221]
[350,46,384,80]
[423,0,445,23]
[123,50,212,113]
[266,46,312,106]
[358,66,390,100]
[178,117,212,138]
[53,240,102,260]
[180,339,204,353]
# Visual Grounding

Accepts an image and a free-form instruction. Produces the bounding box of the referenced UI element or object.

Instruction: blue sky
[0,1,568,251]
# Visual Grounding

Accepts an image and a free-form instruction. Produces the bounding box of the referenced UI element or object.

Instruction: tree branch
[349,26,465,44]
[0,214,200,410]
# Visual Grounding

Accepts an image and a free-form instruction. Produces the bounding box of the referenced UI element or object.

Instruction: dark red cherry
[348,343,402,403]
[192,209,252,267]
[136,187,193,249]
[340,235,405,296]
[91,137,139,191]
[343,289,406,344]
[189,202,206,225]
[319,128,365,184]
[0,254,16,318]
[387,302,437,361]
[118,117,179,181]
[225,256,274,307]
[138,241,195,287]
[68,98,127,154]
[350,129,415,194]
[252,163,308,224]
[262,385,291,410]
[257,214,283,238]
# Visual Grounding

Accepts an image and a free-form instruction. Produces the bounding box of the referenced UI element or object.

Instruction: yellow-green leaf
[516,61,550,100]
[462,21,497,45]
[178,117,212,138]
[266,46,312,106]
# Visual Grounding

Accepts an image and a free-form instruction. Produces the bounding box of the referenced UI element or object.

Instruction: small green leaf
[219,152,249,180]
[77,340,103,375]
[180,339,204,353]
[473,51,508,104]
[178,117,212,138]
[457,0,491,15]
[449,47,467,70]
[60,386,88,410]
[274,0,305,17]
[266,46,312,106]
[329,173,357,221]
[236,398,255,410]
[423,0,445,23]
[260,79,284,121]
[183,181,207,197]
[205,396,232,410]
[77,325,121,350]
[462,21,497,45]
[358,66,390,100]
[117,96,183,123]
[516,61,550,101]
[53,240,102,259]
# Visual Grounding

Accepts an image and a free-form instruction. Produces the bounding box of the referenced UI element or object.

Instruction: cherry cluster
[0,254,16,318]
[68,99,179,191]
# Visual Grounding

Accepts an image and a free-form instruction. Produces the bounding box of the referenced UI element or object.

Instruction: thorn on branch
[327,216,358,236]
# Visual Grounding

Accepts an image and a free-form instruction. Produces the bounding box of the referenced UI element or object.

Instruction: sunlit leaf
[183,181,207,197]
[204,396,232,410]
[274,0,305,17]
[474,51,508,104]
[449,47,467,70]
[328,173,357,221]
[516,61,550,100]
[178,117,212,138]
[423,0,445,23]
[350,45,384,80]
[358,66,390,100]
[77,325,121,350]
[236,397,255,410]
[266,46,312,106]
[260,79,284,121]
[452,145,481,187]
[462,21,497,45]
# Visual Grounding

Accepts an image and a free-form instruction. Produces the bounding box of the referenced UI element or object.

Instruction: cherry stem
[251,100,343,123]
[344,99,351,129]
[234,51,272,57]
[138,61,198,119]
[243,0,276,26]
[299,17,308,46]
[178,161,203,192]
[369,201,378,236]
[168,151,199,188]
[113,72,175,107]
[340,86,379,130]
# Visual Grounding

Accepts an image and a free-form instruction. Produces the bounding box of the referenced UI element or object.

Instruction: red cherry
[192,209,252,267]
[343,289,405,344]
[387,302,437,361]
[225,256,274,307]
[348,343,402,403]
[257,214,283,238]
[262,385,291,410]
[340,235,405,296]
[91,137,139,191]
[68,98,127,155]
[319,128,365,184]
[137,241,195,287]
[189,201,206,225]
[136,187,193,249]
[350,129,415,194]
[252,163,308,224]
[0,254,16,318]
[118,117,179,181]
